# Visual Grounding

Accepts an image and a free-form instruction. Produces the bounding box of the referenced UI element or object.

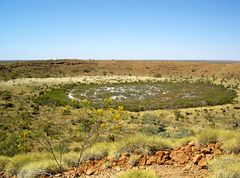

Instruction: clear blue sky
[1,0,240,60]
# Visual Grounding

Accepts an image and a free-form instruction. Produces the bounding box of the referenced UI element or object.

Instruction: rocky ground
[29,142,222,178]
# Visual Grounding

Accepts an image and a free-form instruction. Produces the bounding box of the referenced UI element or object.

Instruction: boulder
[170,151,190,164]
[213,149,222,155]
[198,158,207,168]
[206,154,213,160]
[201,147,211,154]
[146,156,156,165]
[138,156,147,166]
[86,168,96,175]
[155,151,164,159]
[192,154,202,164]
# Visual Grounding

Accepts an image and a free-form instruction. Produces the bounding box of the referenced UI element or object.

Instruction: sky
[0,0,240,60]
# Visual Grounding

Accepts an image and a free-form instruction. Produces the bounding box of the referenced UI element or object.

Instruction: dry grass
[0,156,10,171]
[117,169,158,178]
[208,155,240,178]
[18,159,66,178]
[5,152,50,175]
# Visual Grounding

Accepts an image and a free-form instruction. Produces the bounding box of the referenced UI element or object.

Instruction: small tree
[18,98,126,176]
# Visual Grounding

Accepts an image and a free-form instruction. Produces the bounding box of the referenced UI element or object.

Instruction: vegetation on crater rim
[34,81,237,111]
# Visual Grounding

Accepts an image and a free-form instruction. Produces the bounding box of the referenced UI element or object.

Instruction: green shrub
[62,152,79,167]
[63,142,110,167]
[141,113,166,135]
[221,138,240,154]
[18,159,66,178]
[0,132,20,156]
[5,152,50,175]
[171,137,196,148]
[117,169,158,178]
[196,129,220,145]
[111,134,171,155]
[208,155,240,178]
[81,142,110,161]
[161,128,194,139]
[0,156,10,171]
[0,90,12,100]
[34,81,237,111]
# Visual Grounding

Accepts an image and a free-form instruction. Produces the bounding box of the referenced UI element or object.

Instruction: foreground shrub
[196,129,220,145]
[81,142,109,161]
[18,159,66,178]
[62,142,110,167]
[221,138,240,154]
[208,155,240,178]
[0,156,10,171]
[5,152,50,175]
[141,113,166,135]
[117,169,158,178]
[111,134,171,155]
[171,137,196,148]
[0,132,20,156]
[196,129,240,153]
[62,152,80,167]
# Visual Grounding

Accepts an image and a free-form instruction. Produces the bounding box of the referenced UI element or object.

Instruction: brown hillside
[1,60,240,80]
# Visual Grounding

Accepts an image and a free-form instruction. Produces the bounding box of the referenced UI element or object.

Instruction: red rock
[76,167,84,175]
[201,147,211,154]
[192,154,202,164]
[146,156,156,165]
[213,149,222,155]
[215,142,222,149]
[181,164,191,171]
[188,141,195,146]
[170,151,190,164]
[95,160,104,167]
[181,145,192,153]
[208,143,216,150]
[115,166,121,172]
[117,159,126,165]
[165,160,174,165]
[156,157,164,164]
[198,158,207,168]
[162,154,171,162]
[138,156,147,166]
[173,146,181,151]
[119,155,127,161]
[125,165,133,169]
[86,168,96,175]
[191,146,200,152]
[206,154,213,160]
[155,151,164,159]
[163,151,170,155]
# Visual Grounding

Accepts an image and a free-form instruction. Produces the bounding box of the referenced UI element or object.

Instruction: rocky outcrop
[56,143,222,177]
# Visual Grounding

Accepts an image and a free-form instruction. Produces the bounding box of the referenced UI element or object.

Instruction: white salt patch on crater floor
[68,92,74,99]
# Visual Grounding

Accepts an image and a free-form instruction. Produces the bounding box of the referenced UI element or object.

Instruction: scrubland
[0,60,240,178]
